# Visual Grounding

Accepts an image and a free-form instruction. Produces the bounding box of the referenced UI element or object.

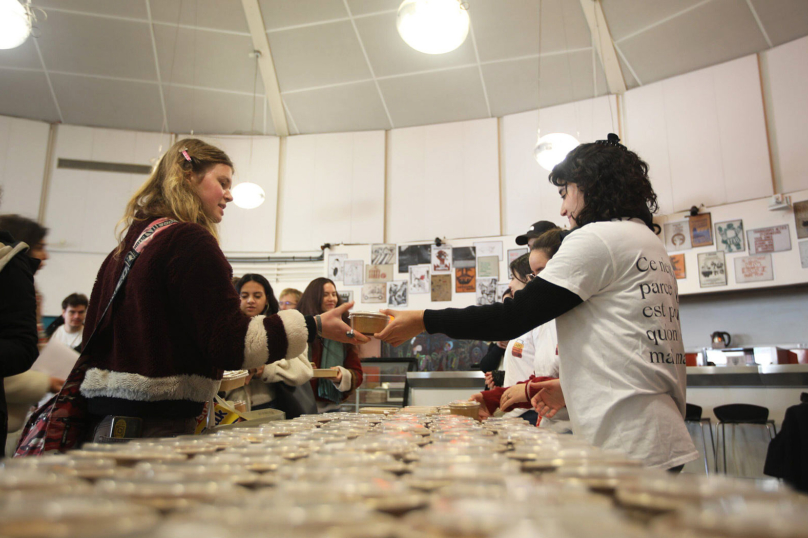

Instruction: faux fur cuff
[277,310,308,359]
[80,368,220,403]
[243,315,269,370]
[261,347,313,386]
[333,366,352,392]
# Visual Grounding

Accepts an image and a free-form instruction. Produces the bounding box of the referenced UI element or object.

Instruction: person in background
[278,288,302,311]
[514,220,559,249]
[298,278,363,413]
[48,293,88,351]
[235,274,313,412]
[478,288,510,383]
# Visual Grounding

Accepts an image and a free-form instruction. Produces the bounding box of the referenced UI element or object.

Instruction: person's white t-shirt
[51,325,82,349]
[503,332,537,387]
[539,219,698,469]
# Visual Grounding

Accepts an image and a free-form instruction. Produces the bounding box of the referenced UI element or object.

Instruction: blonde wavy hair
[116,138,233,256]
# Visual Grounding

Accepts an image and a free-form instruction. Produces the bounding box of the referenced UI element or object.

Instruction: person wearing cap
[515,220,559,248]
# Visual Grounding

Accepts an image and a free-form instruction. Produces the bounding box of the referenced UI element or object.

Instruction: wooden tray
[312,368,339,379]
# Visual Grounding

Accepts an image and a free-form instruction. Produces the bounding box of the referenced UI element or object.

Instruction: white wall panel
[281,131,385,251]
[388,118,499,243]
[0,115,50,219]
[761,35,808,194]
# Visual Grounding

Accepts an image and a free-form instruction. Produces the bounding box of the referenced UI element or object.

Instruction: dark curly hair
[548,136,659,231]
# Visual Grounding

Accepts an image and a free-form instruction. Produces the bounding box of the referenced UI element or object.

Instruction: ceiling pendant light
[0,0,32,50]
[233,50,266,210]
[396,0,470,55]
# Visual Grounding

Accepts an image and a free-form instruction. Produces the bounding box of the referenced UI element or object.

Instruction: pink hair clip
[180,149,192,162]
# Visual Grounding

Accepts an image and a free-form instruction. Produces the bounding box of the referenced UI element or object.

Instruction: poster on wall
[361,283,386,303]
[455,267,476,293]
[747,225,791,255]
[734,254,774,284]
[697,251,727,288]
[477,256,499,279]
[663,220,692,251]
[793,200,808,240]
[431,274,452,302]
[338,291,353,304]
[371,244,396,265]
[495,283,510,302]
[327,253,347,281]
[670,254,686,280]
[387,281,408,307]
[800,241,808,269]
[689,213,713,247]
[476,277,497,305]
[473,240,503,260]
[366,264,394,283]
[431,245,452,273]
[452,246,476,268]
[398,245,431,273]
[409,265,430,294]
[715,220,745,252]
[343,260,364,286]
[507,248,528,278]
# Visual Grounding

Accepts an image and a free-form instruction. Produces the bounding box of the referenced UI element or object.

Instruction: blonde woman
[78,139,365,440]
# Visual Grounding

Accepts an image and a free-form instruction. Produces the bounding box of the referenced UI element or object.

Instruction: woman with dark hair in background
[298,277,363,413]
[379,135,697,471]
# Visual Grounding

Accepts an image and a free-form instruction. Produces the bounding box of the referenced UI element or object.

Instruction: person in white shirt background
[48,293,88,351]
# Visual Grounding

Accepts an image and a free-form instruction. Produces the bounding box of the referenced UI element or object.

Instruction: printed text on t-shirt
[635,255,685,365]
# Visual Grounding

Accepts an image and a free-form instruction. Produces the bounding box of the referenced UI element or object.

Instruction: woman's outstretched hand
[374,309,425,346]
[529,378,565,418]
[319,302,370,344]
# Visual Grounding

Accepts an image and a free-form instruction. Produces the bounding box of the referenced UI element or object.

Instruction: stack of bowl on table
[1,408,806,538]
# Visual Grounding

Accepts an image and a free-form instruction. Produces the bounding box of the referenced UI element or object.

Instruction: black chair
[714,403,777,475]
[685,403,716,474]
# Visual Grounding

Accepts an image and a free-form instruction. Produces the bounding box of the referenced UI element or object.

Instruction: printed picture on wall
[670,253,686,280]
[689,213,713,248]
[343,260,364,286]
[495,283,510,303]
[452,246,476,268]
[800,241,808,269]
[747,225,791,255]
[507,248,528,279]
[366,264,394,283]
[476,277,498,305]
[431,274,452,302]
[371,244,396,265]
[328,253,348,281]
[431,245,452,273]
[734,254,774,284]
[793,200,808,240]
[338,291,353,304]
[409,265,430,294]
[473,240,503,260]
[715,220,745,253]
[663,220,692,251]
[361,283,386,303]
[387,281,408,307]
[455,267,476,293]
[477,256,499,279]
[697,251,727,288]
[398,245,431,273]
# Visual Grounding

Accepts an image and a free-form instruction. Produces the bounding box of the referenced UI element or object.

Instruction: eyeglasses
[279,301,297,307]
[526,272,539,282]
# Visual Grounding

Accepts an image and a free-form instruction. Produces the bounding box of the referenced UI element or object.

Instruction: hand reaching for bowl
[319,302,370,344]
[374,309,425,346]
[469,392,492,420]
[529,378,565,418]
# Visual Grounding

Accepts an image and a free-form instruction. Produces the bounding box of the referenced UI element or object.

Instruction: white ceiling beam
[241,0,289,136]
[579,0,627,95]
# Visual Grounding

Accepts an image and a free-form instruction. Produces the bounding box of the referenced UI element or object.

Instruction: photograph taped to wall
[747,224,791,255]
[409,265,430,294]
[476,277,498,305]
[399,245,431,273]
[455,267,476,293]
[328,253,347,281]
[366,264,394,283]
[793,200,808,240]
[698,251,727,288]
[689,213,713,247]
[431,245,452,273]
[371,244,396,265]
[664,220,692,251]
[734,254,774,284]
[452,246,476,268]
[473,240,503,260]
[670,253,686,280]
[507,248,528,279]
[362,283,386,303]
[715,220,745,253]
[800,241,808,269]
[495,283,510,303]
[387,281,408,307]
[343,260,364,286]
[477,255,499,279]
[431,274,452,302]
[338,291,353,304]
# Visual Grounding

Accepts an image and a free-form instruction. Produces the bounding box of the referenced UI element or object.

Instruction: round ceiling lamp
[0,0,32,50]
[232,182,265,210]
[396,0,470,55]
[534,132,579,172]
